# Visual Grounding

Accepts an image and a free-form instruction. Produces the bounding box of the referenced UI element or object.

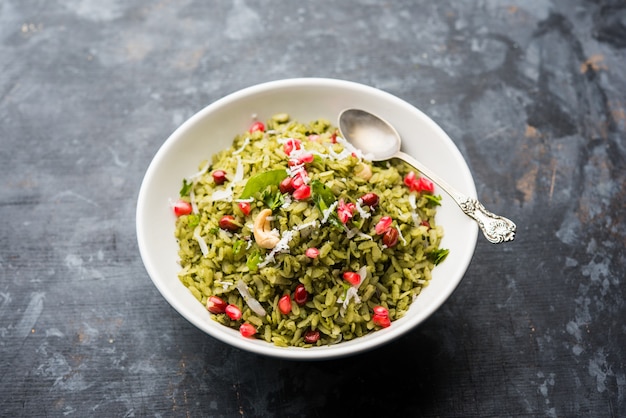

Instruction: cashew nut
[253,209,280,249]
[354,163,373,181]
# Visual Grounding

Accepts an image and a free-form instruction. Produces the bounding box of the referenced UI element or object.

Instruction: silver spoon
[338,108,516,243]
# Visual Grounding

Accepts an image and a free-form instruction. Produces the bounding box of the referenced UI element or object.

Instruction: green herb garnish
[180,179,193,197]
[262,188,285,211]
[428,248,449,265]
[424,194,443,206]
[311,180,342,228]
[239,169,288,199]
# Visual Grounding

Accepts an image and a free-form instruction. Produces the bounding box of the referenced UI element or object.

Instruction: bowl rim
[137,77,478,360]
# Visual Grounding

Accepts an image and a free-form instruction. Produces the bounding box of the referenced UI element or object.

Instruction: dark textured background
[1,1,625,416]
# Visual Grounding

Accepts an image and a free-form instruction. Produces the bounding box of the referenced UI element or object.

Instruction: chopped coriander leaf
[428,248,449,265]
[424,194,442,206]
[180,179,193,197]
[311,180,342,228]
[262,188,284,211]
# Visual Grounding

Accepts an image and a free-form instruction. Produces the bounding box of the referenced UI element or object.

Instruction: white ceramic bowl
[136,78,478,360]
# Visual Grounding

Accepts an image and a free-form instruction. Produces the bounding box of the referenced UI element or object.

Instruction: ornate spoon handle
[396,151,516,243]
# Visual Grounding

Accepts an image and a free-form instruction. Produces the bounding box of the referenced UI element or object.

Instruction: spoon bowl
[339,108,516,244]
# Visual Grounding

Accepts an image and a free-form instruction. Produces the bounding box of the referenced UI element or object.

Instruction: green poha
[173,113,448,347]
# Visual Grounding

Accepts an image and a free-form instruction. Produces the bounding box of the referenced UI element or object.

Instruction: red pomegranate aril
[292,174,305,189]
[292,184,311,200]
[342,271,361,286]
[212,170,228,185]
[383,227,399,247]
[373,314,391,328]
[297,152,314,164]
[360,193,379,207]
[238,201,251,216]
[206,296,228,314]
[283,138,301,155]
[278,294,292,315]
[249,121,265,133]
[420,220,431,228]
[414,177,435,193]
[173,200,193,217]
[403,171,417,188]
[337,199,356,224]
[375,216,393,235]
[279,176,295,194]
[372,305,389,318]
[294,284,308,305]
[225,304,242,320]
[305,247,319,258]
[304,329,320,343]
[219,215,240,232]
[239,323,257,337]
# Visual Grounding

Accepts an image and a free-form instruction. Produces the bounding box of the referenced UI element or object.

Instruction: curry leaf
[239,169,288,199]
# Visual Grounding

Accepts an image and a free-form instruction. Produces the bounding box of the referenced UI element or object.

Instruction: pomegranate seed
[305,247,319,258]
[359,193,379,207]
[330,132,338,143]
[239,323,257,337]
[206,296,228,314]
[225,304,242,320]
[342,271,361,286]
[404,171,434,193]
[278,294,292,315]
[420,220,431,228]
[372,305,389,318]
[292,174,305,189]
[403,171,417,189]
[304,329,320,343]
[212,170,228,185]
[173,200,193,217]
[219,215,240,232]
[383,227,399,247]
[283,138,301,155]
[292,185,311,200]
[373,314,391,328]
[238,202,251,216]
[297,152,314,164]
[414,177,434,193]
[375,216,393,235]
[337,199,356,224]
[249,121,265,133]
[279,176,295,194]
[294,284,308,305]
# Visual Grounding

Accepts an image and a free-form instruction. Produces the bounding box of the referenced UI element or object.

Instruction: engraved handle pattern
[459,197,516,243]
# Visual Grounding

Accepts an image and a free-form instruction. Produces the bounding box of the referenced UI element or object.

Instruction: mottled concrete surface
[1,1,625,417]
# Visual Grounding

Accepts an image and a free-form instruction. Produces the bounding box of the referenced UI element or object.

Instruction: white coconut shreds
[193,226,209,256]
[232,137,250,155]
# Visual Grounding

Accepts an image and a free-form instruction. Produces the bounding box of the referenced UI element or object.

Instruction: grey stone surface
[1,0,625,416]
